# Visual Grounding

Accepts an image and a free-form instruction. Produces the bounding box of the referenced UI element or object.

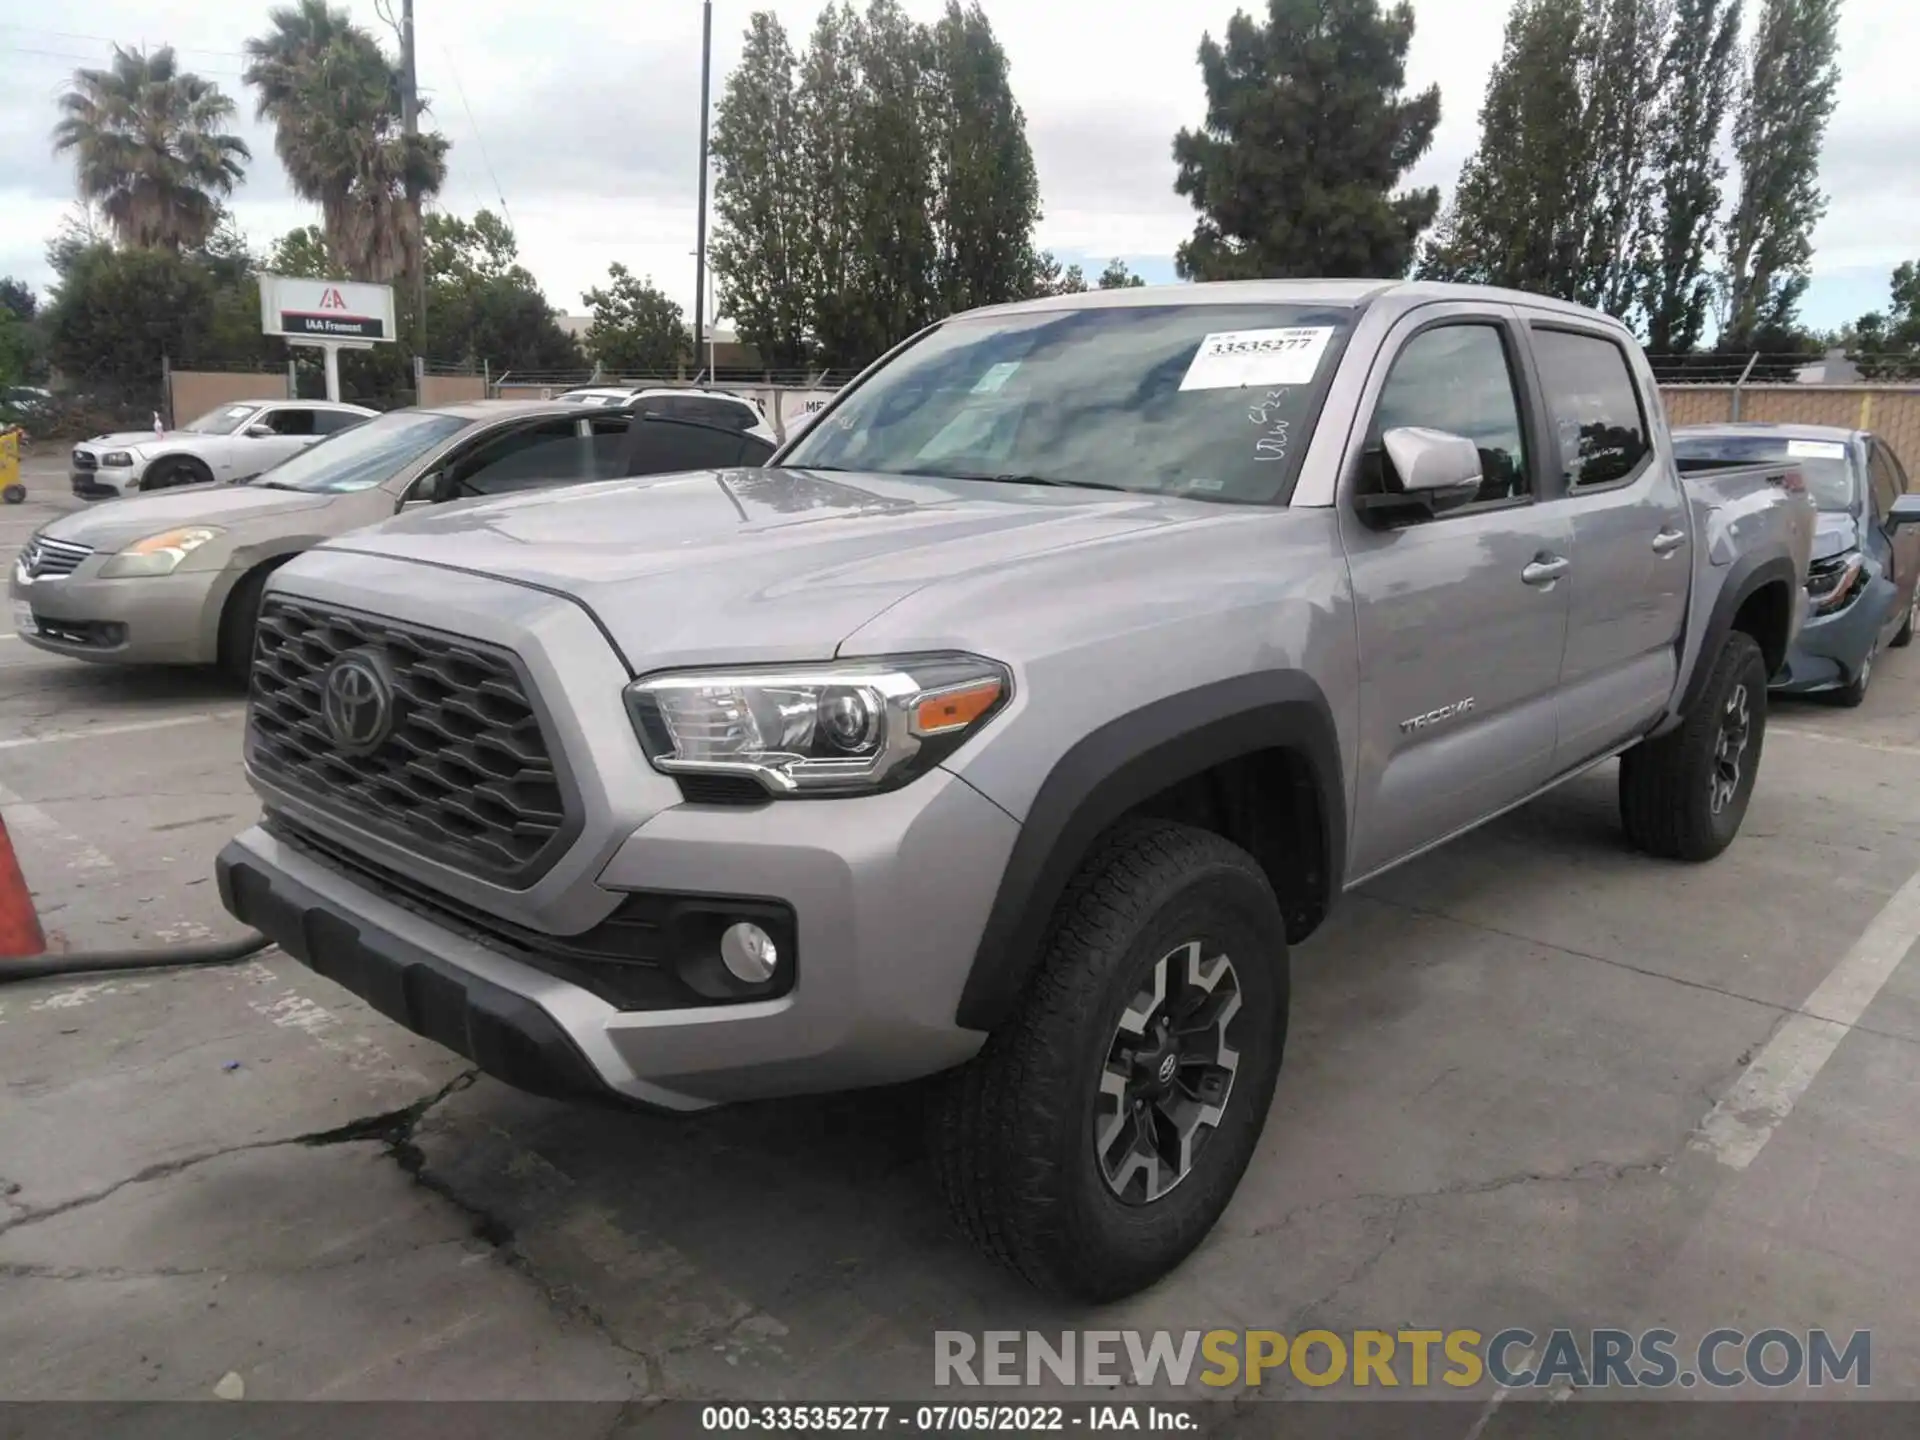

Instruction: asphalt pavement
[4,445,1920,1422]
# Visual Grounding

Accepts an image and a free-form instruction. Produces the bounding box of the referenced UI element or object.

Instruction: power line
[441,44,514,233]
[0,24,249,59]
[0,43,249,82]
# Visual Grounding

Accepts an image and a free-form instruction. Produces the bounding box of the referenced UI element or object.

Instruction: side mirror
[245,422,276,438]
[1383,427,1484,494]
[1887,494,1920,530]
[402,471,448,508]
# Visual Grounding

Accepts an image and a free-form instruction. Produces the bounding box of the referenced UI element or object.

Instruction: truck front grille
[246,598,576,886]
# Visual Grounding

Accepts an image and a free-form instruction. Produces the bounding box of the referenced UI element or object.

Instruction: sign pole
[322,342,342,404]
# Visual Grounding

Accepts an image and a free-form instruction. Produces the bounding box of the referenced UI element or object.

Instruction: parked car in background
[558,385,776,444]
[218,280,1813,1301]
[69,400,378,499]
[1673,423,1920,705]
[16,400,776,679]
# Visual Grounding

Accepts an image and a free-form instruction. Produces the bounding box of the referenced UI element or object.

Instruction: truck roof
[965,279,1616,324]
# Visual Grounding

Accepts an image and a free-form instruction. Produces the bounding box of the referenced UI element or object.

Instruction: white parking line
[1690,866,1920,1170]
[1770,725,1920,758]
[0,710,244,751]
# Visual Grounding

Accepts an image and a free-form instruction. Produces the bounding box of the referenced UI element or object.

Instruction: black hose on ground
[0,931,273,983]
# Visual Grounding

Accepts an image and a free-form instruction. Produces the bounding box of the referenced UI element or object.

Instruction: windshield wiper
[901,469,1133,494]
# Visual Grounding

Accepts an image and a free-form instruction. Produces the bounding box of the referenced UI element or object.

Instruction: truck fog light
[720,921,779,984]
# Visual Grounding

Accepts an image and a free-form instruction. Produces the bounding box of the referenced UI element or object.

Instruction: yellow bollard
[0,426,22,503]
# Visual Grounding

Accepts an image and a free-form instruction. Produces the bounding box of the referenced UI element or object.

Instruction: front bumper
[218,764,1018,1109]
[10,563,224,665]
[1770,576,1898,692]
[70,467,138,499]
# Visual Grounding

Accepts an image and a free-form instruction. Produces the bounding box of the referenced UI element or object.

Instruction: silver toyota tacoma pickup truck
[217,281,1814,1300]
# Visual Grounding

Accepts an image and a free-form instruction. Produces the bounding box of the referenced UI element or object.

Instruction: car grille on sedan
[20,536,93,579]
[70,449,98,472]
[246,598,575,886]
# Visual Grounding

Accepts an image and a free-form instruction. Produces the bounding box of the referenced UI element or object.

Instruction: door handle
[1652,528,1688,554]
[1522,555,1570,586]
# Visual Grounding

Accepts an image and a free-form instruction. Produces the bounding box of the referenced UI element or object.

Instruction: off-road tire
[1620,631,1768,862]
[217,565,273,687]
[929,819,1289,1301]
[139,457,212,492]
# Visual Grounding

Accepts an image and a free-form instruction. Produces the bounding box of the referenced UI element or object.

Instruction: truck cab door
[1520,320,1689,769]
[1337,304,1572,881]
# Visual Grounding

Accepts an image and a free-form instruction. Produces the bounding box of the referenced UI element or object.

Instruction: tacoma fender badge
[1400,698,1475,734]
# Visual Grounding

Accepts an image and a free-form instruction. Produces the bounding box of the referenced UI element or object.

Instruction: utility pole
[401,0,426,374]
[692,0,713,382]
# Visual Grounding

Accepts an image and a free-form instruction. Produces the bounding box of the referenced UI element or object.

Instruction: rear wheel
[929,820,1288,1301]
[1892,589,1916,649]
[1620,631,1768,862]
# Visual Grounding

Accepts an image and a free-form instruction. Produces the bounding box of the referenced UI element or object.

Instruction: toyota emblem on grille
[322,651,395,754]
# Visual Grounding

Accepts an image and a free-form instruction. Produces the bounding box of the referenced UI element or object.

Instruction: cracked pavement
[6,469,1920,1407]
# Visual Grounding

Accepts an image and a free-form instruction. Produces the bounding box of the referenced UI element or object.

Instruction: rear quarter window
[1530,327,1652,489]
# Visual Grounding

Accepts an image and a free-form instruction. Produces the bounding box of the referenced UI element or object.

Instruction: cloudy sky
[2,0,1913,344]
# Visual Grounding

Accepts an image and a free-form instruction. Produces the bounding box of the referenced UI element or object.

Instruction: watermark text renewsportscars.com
[934,1328,1871,1391]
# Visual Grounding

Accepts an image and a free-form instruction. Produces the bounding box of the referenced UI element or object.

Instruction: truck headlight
[99,526,224,578]
[626,654,1011,796]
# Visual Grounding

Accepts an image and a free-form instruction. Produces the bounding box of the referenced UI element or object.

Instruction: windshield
[249,410,469,493]
[1673,433,1859,512]
[181,404,262,436]
[783,303,1355,503]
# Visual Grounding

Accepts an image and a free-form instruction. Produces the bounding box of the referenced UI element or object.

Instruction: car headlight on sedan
[98,526,225,578]
[626,654,1011,796]
[1806,549,1867,614]
[100,451,135,467]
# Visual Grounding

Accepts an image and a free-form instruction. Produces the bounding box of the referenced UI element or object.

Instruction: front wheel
[929,820,1288,1301]
[1831,647,1874,708]
[1620,631,1768,862]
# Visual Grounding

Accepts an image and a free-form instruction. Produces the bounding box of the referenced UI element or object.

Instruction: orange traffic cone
[0,810,47,959]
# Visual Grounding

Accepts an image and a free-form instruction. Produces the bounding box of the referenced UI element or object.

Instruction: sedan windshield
[250,410,469,493]
[1673,434,1859,512]
[181,404,262,435]
[782,303,1355,504]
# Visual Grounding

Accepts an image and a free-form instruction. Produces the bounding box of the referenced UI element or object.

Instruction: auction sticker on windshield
[1180,326,1334,392]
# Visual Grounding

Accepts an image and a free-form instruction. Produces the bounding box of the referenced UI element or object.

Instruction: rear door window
[261,407,316,437]
[311,409,366,435]
[1529,328,1652,489]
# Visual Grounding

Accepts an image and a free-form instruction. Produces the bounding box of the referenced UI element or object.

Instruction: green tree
[1848,262,1920,379]
[927,1,1041,315]
[1641,0,1742,353]
[0,280,35,324]
[581,264,688,374]
[1575,0,1665,320]
[43,244,216,395]
[795,3,866,367]
[243,0,448,284]
[1418,0,1590,293]
[267,224,334,278]
[1174,0,1441,280]
[1721,0,1842,352]
[848,0,938,354]
[711,12,812,368]
[425,210,580,370]
[1027,252,1087,297]
[1097,258,1147,290]
[51,46,250,252]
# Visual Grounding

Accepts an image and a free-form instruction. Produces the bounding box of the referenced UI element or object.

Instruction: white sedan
[69,399,377,499]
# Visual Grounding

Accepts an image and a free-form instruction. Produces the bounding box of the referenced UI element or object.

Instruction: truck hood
[41,483,334,552]
[321,467,1218,671]
[1811,509,1861,562]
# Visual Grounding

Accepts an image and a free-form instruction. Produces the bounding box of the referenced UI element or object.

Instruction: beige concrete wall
[169,371,288,426]
[419,374,487,407]
[1660,385,1920,484]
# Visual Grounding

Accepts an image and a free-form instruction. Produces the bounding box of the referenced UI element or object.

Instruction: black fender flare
[954,670,1346,1032]
[1673,551,1798,721]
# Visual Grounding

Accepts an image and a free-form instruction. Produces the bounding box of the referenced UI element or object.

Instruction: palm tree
[243,0,446,283]
[51,46,250,251]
